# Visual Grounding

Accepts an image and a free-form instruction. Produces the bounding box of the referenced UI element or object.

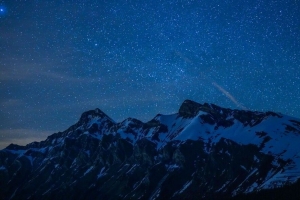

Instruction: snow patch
[126,164,137,174]
[216,180,230,192]
[84,166,94,176]
[97,167,107,179]
[179,180,193,194]
[165,164,180,171]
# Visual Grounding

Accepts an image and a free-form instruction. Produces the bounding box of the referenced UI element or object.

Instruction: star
[0,6,6,16]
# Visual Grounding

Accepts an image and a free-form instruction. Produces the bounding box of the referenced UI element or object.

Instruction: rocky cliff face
[1,100,300,199]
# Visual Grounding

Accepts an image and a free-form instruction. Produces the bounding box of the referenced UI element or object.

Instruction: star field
[0,0,299,149]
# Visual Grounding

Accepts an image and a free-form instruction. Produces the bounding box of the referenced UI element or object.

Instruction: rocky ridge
[1,100,300,199]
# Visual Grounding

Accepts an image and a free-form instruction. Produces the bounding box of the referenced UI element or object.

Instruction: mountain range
[1,100,300,199]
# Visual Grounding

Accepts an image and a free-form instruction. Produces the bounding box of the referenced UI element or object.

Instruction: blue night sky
[0,0,299,149]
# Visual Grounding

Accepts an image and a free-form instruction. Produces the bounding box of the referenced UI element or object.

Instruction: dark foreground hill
[1,100,300,199]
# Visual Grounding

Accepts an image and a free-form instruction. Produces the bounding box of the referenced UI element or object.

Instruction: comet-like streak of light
[212,81,248,110]
[175,50,248,110]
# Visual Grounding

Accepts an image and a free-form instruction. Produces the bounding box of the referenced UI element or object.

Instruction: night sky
[0,0,299,149]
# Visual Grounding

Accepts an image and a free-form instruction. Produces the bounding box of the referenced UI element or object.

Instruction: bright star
[0,6,6,16]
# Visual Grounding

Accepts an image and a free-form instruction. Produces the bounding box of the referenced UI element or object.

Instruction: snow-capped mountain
[1,100,300,199]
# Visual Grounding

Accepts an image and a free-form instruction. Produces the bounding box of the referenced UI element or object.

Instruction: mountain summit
[1,100,300,199]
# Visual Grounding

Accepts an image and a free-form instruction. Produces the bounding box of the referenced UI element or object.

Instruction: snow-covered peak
[1,100,300,199]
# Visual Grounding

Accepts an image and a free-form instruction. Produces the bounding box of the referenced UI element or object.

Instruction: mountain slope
[0,100,300,199]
